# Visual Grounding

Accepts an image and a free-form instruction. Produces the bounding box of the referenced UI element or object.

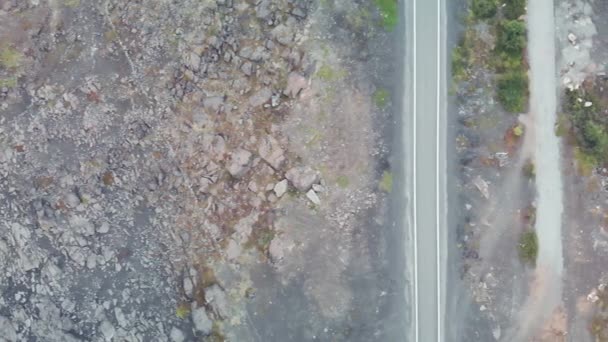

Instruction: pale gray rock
[258,135,285,169]
[306,189,320,205]
[205,284,229,318]
[285,166,319,192]
[271,24,294,45]
[0,316,17,341]
[191,307,212,335]
[283,72,307,98]
[100,320,116,341]
[170,327,185,342]
[227,149,252,178]
[274,179,288,197]
[248,87,272,107]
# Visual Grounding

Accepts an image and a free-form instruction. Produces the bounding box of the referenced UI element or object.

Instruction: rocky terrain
[0,0,398,341]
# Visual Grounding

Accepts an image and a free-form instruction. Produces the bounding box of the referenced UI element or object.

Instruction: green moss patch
[0,47,22,70]
[379,171,393,192]
[374,0,398,31]
[373,88,390,108]
[518,230,538,265]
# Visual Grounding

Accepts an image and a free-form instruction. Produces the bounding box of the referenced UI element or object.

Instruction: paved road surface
[405,0,447,340]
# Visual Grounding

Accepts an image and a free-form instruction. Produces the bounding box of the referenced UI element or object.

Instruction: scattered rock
[285,166,319,191]
[99,320,116,341]
[248,88,272,107]
[274,179,288,197]
[170,327,185,342]
[472,175,490,199]
[306,189,321,205]
[268,235,294,263]
[0,316,17,341]
[205,284,229,318]
[258,135,285,169]
[567,32,577,45]
[191,307,213,335]
[283,72,307,98]
[227,149,252,178]
[241,61,254,76]
[271,24,294,45]
[492,325,501,340]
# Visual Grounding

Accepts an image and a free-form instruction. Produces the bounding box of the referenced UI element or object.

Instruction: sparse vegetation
[379,171,393,192]
[574,147,597,176]
[373,88,390,108]
[0,77,17,88]
[502,0,526,20]
[497,70,528,113]
[175,303,191,319]
[471,0,497,19]
[336,175,350,188]
[451,1,528,113]
[518,230,538,265]
[0,47,23,70]
[563,87,608,172]
[522,159,535,179]
[316,65,345,82]
[374,0,398,31]
[512,123,524,137]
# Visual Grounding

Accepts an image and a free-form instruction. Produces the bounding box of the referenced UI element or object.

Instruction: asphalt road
[405,0,447,340]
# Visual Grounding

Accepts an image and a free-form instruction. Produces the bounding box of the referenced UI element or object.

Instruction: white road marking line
[411,0,419,340]
[435,0,442,340]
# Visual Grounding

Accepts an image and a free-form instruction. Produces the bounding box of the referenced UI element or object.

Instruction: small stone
[227,149,252,178]
[86,254,97,269]
[191,307,213,335]
[65,193,80,208]
[258,135,285,169]
[115,307,127,328]
[585,101,593,107]
[205,284,229,318]
[274,180,288,197]
[312,184,324,193]
[97,222,110,234]
[184,276,194,299]
[100,320,115,341]
[285,166,319,192]
[241,62,254,76]
[472,175,489,199]
[271,24,294,45]
[170,327,185,342]
[248,87,272,107]
[283,72,307,98]
[185,51,201,71]
[567,32,577,45]
[306,190,321,205]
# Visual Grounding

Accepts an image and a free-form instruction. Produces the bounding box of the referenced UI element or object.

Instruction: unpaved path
[530,0,563,278]
[504,0,565,339]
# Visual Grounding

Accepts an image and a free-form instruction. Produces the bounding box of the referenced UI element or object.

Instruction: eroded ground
[0,0,399,340]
